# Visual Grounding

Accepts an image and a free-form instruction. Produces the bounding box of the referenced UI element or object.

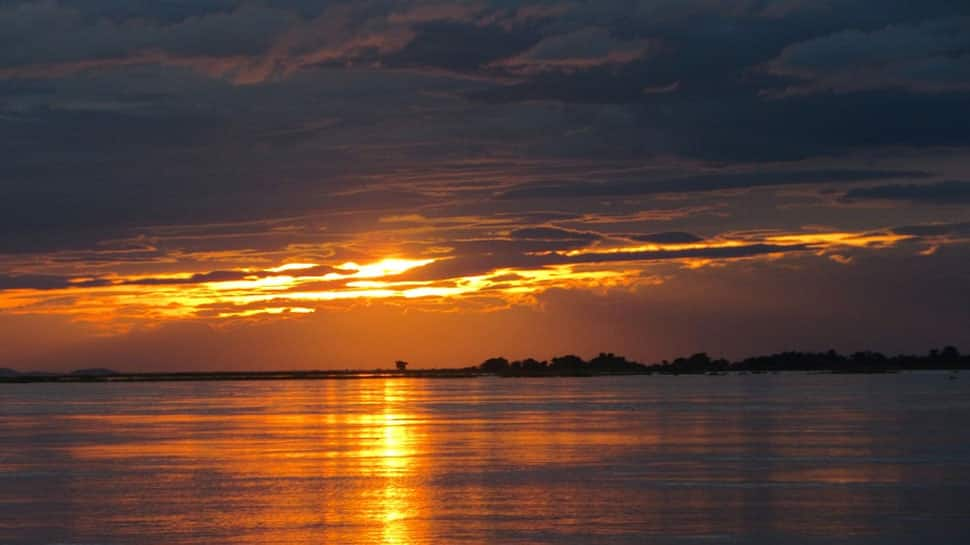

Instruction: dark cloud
[0,263,344,292]
[386,20,542,73]
[892,221,970,237]
[498,169,933,199]
[464,3,970,161]
[0,2,296,69]
[445,237,596,255]
[843,180,970,204]
[48,1,242,24]
[631,232,704,244]
[123,270,249,286]
[566,243,808,265]
[0,274,110,291]
[763,16,970,95]
[508,227,601,241]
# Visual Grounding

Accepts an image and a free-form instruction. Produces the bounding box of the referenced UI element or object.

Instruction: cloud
[385,20,542,73]
[0,263,346,292]
[0,2,298,79]
[2,0,970,369]
[509,227,602,241]
[564,243,808,265]
[763,16,970,95]
[0,274,109,291]
[2,1,970,166]
[842,181,970,204]
[498,169,933,199]
[892,221,970,237]
[489,27,649,75]
[123,270,250,286]
[0,2,486,84]
[397,241,808,283]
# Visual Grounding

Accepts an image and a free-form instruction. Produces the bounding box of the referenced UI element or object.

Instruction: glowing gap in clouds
[337,258,436,278]
[265,263,319,273]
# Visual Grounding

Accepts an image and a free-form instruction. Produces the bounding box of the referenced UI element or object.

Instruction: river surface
[1,373,969,544]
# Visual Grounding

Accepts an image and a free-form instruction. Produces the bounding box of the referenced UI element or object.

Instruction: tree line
[476,346,969,376]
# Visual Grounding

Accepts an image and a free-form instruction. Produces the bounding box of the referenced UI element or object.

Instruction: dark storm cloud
[842,181,970,204]
[498,169,932,199]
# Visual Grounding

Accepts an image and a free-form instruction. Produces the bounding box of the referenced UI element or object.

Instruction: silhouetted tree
[511,358,547,374]
[550,354,586,371]
[589,352,643,372]
[942,346,961,360]
[480,357,510,373]
[522,358,547,370]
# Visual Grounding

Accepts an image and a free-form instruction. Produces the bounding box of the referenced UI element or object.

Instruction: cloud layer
[1,0,969,369]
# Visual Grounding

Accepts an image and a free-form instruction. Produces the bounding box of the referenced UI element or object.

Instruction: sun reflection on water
[376,380,423,545]
[3,377,960,544]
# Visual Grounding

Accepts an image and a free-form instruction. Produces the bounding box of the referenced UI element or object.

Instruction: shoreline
[0,368,961,384]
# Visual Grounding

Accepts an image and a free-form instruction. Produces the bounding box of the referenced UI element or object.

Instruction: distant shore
[0,368,484,384]
[1,346,966,383]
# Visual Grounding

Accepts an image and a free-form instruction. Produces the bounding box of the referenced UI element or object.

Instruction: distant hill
[0,368,19,377]
[70,368,120,376]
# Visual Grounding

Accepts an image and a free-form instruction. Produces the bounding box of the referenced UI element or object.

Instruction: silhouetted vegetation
[477,346,970,376]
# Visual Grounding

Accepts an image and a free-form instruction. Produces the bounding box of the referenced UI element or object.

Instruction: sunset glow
[0,227,935,331]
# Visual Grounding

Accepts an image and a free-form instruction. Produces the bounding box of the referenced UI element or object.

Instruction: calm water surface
[1,374,969,544]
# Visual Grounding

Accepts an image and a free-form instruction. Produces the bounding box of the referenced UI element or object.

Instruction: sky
[1,0,969,371]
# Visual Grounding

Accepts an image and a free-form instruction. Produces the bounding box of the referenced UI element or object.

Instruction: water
[1,374,969,544]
